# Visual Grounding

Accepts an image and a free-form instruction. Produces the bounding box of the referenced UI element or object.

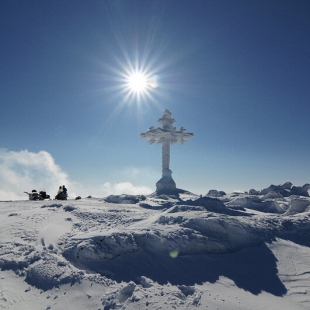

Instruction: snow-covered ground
[1,183,310,309]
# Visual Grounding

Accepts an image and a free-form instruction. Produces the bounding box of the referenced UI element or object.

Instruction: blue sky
[1,0,310,199]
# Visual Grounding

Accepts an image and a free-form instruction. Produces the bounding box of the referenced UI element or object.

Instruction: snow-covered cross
[140,109,194,195]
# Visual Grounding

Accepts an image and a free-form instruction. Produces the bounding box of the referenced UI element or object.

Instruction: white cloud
[0,149,154,200]
[101,182,153,196]
[0,149,72,200]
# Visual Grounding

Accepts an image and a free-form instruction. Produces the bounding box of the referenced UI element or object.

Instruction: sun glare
[120,66,160,104]
[104,48,163,107]
[127,71,148,93]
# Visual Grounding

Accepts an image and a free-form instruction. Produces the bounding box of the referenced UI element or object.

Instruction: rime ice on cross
[140,109,194,195]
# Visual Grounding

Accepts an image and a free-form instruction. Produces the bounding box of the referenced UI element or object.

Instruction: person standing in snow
[55,186,62,200]
[55,186,67,200]
[62,185,67,197]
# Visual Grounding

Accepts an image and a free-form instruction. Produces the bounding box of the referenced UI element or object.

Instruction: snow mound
[250,182,310,197]
[284,196,310,215]
[226,196,284,213]
[261,191,284,199]
[25,253,83,290]
[66,233,140,262]
[176,196,246,215]
[207,189,226,197]
[0,243,39,271]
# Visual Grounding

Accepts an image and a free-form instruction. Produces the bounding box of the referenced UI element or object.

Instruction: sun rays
[127,71,148,93]
[120,66,160,105]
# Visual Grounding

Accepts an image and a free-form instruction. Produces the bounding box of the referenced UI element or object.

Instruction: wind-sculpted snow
[63,198,310,274]
[226,196,285,213]
[66,233,140,262]
[2,185,310,309]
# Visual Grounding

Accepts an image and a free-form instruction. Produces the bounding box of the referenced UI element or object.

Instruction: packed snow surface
[1,183,310,309]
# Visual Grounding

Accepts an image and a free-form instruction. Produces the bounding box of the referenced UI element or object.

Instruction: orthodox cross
[140,109,194,194]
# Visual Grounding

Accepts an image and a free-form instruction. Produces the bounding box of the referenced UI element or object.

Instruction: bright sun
[127,71,148,93]
[117,64,160,104]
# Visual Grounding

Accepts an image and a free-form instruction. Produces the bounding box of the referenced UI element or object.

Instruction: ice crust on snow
[1,182,310,309]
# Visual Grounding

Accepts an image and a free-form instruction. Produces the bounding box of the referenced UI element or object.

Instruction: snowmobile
[24,190,50,200]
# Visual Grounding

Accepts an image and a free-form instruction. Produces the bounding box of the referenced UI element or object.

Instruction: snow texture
[1,182,310,309]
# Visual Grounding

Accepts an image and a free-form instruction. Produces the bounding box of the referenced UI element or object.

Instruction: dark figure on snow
[24,189,50,200]
[39,191,50,199]
[55,185,67,200]
[29,190,39,200]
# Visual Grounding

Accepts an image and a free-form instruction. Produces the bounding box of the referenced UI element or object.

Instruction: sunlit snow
[1,182,310,309]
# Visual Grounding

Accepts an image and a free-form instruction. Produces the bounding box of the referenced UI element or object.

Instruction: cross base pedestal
[156,175,179,195]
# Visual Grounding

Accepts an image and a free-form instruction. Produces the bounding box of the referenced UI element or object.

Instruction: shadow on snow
[79,242,287,296]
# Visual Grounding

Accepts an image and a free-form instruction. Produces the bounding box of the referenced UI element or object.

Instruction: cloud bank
[0,149,153,200]
[0,149,71,200]
[101,182,153,196]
